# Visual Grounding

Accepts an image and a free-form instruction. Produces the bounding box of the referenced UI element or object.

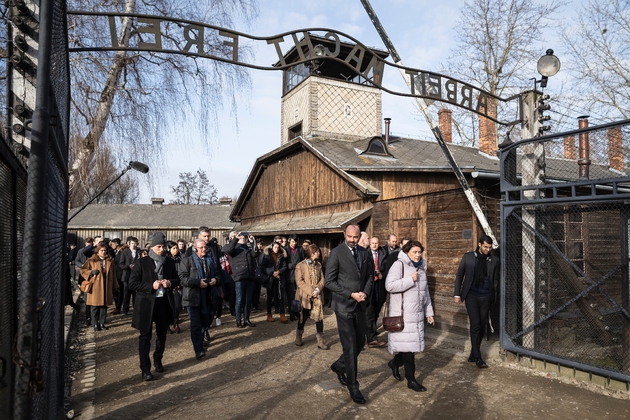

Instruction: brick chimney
[608,127,624,172]
[478,97,497,155]
[438,108,452,143]
[151,198,164,206]
[564,135,576,159]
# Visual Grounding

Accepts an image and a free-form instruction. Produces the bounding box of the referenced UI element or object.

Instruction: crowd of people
[67,225,499,404]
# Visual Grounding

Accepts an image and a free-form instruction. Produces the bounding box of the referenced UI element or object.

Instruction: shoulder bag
[80,280,93,294]
[382,261,405,332]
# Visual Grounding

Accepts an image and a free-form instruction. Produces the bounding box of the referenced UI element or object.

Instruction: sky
[136,0,582,204]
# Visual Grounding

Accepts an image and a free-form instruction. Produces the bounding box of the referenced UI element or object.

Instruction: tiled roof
[68,204,235,229]
[303,136,499,173]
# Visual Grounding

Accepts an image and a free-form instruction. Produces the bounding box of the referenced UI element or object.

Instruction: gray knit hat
[150,232,166,247]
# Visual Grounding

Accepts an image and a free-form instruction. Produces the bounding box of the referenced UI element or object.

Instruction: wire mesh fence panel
[0,159,16,418]
[501,119,630,382]
[7,0,70,418]
[29,147,68,419]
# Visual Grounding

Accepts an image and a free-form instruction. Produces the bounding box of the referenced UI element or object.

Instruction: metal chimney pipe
[384,117,391,144]
[578,116,590,179]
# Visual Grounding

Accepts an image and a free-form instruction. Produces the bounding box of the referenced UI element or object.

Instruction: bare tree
[69,142,139,206]
[170,169,218,205]
[561,0,630,120]
[441,0,564,145]
[67,0,257,197]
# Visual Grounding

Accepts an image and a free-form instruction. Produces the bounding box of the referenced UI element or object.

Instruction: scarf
[411,257,424,270]
[149,249,166,280]
[272,252,279,268]
[192,252,216,314]
[475,251,488,288]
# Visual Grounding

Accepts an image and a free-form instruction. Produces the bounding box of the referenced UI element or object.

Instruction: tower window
[284,63,310,94]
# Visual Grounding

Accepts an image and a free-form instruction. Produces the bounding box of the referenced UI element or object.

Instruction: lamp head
[129,161,149,174]
[313,44,326,57]
[537,49,561,78]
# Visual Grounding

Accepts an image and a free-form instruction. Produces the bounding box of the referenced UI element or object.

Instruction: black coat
[454,251,500,303]
[178,254,220,308]
[221,238,256,281]
[260,246,287,288]
[324,243,374,314]
[118,247,141,283]
[129,256,180,331]
[285,245,305,284]
[369,246,388,307]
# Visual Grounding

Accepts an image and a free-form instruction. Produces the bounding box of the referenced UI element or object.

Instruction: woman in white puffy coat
[385,240,435,392]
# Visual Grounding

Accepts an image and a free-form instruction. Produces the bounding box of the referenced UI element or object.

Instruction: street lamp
[536,49,561,88]
[67,161,149,223]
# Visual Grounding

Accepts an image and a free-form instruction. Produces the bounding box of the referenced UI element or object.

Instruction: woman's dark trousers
[393,352,416,381]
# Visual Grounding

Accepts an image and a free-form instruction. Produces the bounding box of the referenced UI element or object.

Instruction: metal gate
[2,0,71,418]
[500,119,630,382]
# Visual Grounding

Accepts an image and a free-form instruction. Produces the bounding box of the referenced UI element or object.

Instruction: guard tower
[278,35,389,144]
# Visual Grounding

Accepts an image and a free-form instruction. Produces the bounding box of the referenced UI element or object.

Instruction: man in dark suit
[365,236,388,347]
[129,232,180,381]
[454,235,500,369]
[325,224,374,404]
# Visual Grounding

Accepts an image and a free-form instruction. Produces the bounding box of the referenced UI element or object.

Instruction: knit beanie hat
[150,232,166,247]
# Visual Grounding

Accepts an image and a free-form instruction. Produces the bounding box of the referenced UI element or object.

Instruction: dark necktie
[352,247,359,267]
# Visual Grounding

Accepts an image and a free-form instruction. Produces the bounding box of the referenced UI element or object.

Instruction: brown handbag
[382,261,405,332]
[80,280,93,294]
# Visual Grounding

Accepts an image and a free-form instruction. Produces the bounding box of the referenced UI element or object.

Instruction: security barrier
[500,119,630,382]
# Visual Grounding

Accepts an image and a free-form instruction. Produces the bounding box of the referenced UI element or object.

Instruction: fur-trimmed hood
[264,244,287,259]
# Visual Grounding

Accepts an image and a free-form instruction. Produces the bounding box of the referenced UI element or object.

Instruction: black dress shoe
[330,363,347,386]
[99,324,108,331]
[387,360,403,381]
[476,358,489,369]
[407,380,427,392]
[236,320,244,328]
[154,361,164,373]
[349,389,366,404]
[86,318,92,326]
[93,325,99,332]
[468,355,477,363]
[244,320,256,327]
[142,372,154,381]
[196,351,206,360]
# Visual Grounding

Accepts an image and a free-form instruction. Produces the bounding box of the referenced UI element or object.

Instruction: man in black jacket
[222,231,257,328]
[365,236,388,347]
[325,224,374,404]
[454,235,500,369]
[118,237,141,316]
[129,232,180,381]
[179,238,220,360]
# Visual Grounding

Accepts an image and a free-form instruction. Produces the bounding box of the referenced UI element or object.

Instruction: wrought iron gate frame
[499,119,630,384]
